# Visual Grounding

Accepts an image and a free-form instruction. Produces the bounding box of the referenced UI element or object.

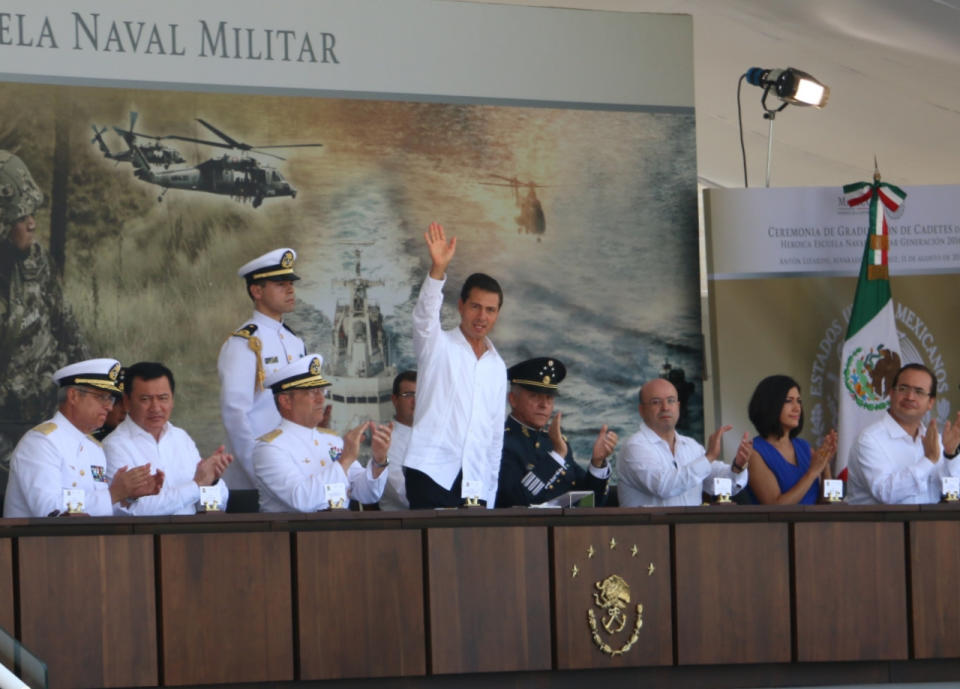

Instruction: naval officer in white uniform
[252,354,392,512]
[3,358,162,517]
[218,247,306,491]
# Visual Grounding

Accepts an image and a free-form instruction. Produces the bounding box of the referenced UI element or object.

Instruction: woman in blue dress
[745,375,837,505]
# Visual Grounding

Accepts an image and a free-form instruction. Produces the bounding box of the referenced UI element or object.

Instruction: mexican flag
[836,178,906,479]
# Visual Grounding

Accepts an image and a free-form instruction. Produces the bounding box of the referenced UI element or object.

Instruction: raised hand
[370,421,393,468]
[732,431,752,472]
[924,419,942,463]
[705,424,733,461]
[340,422,367,469]
[591,424,618,466]
[547,411,568,458]
[425,221,456,279]
[942,412,960,457]
[811,430,837,474]
[110,464,160,503]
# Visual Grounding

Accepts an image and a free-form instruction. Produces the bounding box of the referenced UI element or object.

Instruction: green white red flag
[836,177,906,479]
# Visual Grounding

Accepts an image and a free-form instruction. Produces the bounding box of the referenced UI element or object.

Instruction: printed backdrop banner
[0,2,701,497]
[704,186,960,461]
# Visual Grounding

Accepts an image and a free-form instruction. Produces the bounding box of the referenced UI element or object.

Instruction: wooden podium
[3,505,960,688]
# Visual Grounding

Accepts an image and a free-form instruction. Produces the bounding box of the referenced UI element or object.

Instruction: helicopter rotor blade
[251,143,324,149]
[161,134,234,149]
[129,111,139,134]
[197,118,246,149]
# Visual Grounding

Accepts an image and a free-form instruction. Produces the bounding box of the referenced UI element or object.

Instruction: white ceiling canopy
[469,0,960,189]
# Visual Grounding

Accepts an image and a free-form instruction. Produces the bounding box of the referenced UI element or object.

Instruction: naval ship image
[326,250,397,430]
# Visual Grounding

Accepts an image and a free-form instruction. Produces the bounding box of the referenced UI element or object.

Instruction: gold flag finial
[873,155,881,183]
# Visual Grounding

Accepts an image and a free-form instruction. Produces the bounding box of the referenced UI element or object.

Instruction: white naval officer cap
[237,247,300,284]
[52,358,123,395]
[264,354,332,393]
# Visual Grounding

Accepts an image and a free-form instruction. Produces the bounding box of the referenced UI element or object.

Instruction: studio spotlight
[737,66,830,187]
[745,67,830,109]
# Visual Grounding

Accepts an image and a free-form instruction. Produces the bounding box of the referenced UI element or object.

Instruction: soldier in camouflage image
[0,150,88,500]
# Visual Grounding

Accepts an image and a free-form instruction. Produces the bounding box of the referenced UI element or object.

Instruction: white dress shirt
[218,309,305,489]
[103,417,229,515]
[253,419,387,512]
[616,422,748,507]
[846,412,960,504]
[403,275,507,506]
[379,421,412,510]
[3,411,116,517]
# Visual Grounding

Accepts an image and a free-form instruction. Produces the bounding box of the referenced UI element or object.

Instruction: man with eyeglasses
[103,361,232,515]
[617,378,752,507]
[496,357,617,508]
[847,363,960,504]
[253,354,391,512]
[3,358,163,517]
[379,370,416,510]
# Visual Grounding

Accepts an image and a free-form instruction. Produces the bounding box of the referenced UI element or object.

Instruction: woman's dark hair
[748,374,802,439]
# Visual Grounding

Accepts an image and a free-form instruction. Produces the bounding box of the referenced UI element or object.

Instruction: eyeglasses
[77,388,116,407]
[644,397,678,407]
[894,384,931,398]
[397,392,416,399]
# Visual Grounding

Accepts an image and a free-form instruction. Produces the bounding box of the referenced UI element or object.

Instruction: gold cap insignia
[281,250,294,269]
[309,357,321,375]
[543,375,551,384]
[108,362,121,381]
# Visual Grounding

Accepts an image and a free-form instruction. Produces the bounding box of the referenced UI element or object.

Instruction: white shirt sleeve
[218,336,259,476]
[706,460,749,494]
[412,275,445,361]
[7,435,70,517]
[618,436,712,499]
[853,430,936,504]
[346,461,388,505]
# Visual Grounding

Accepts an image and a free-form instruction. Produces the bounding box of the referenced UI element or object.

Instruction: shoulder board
[232,324,258,339]
[32,422,57,435]
[283,323,298,337]
[258,428,283,443]
[315,426,339,436]
[86,434,103,447]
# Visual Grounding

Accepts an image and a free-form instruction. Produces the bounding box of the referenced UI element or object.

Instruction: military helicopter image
[120,118,323,208]
[90,111,186,168]
[481,174,547,239]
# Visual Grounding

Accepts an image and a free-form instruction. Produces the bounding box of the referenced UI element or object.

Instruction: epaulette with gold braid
[258,428,283,443]
[32,422,57,435]
[231,324,265,391]
[231,323,258,339]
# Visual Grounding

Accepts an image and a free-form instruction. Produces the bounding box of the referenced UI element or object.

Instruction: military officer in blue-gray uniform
[0,150,89,499]
[496,357,618,507]
[3,358,162,517]
[218,248,306,490]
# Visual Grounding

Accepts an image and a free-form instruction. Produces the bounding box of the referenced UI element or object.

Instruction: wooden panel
[427,527,551,674]
[794,521,908,661]
[18,535,157,689]
[553,525,672,669]
[158,532,293,685]
[910,521,960,658]
[675,523,791,665]
[0,539,12,633]
[297,530,425,679]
